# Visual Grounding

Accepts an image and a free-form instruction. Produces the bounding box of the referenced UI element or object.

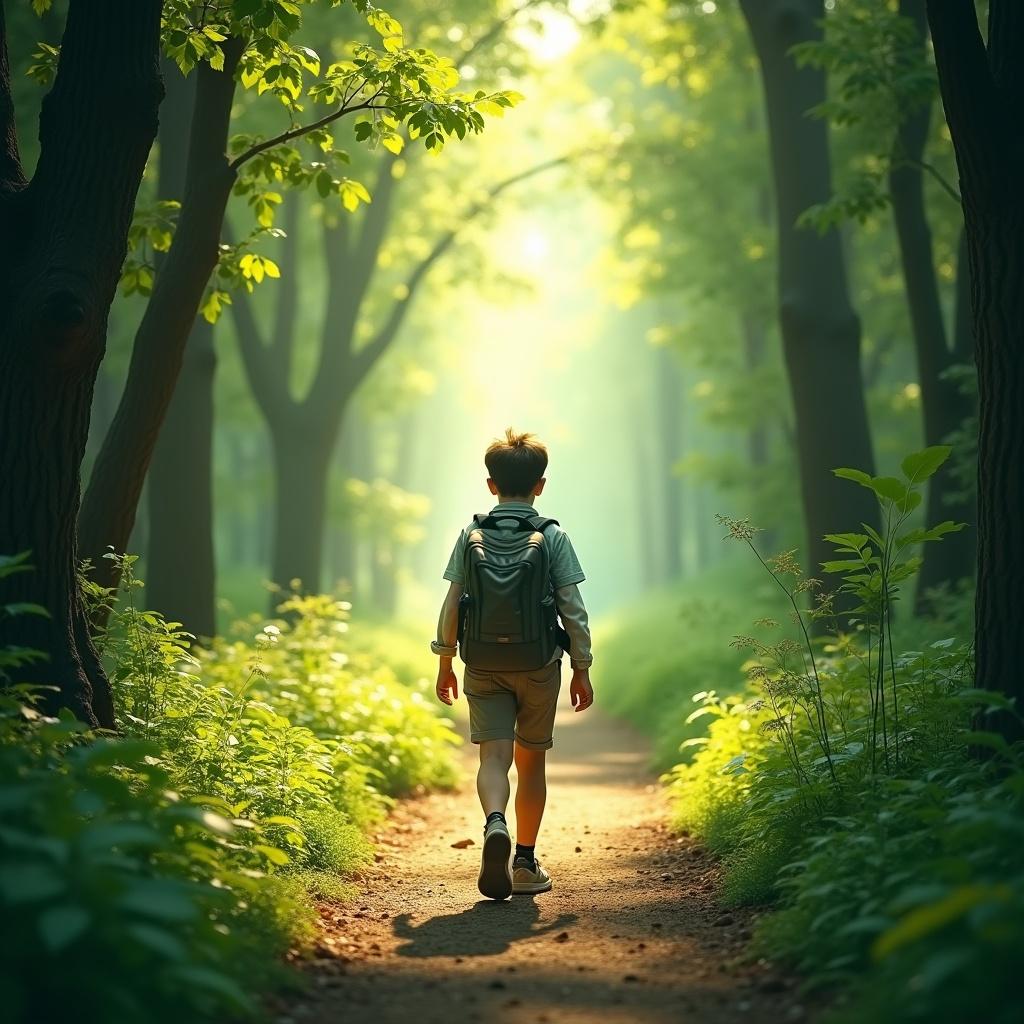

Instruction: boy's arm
[433,581,463,705]
[555,583,593,670]
[555,583,594,712]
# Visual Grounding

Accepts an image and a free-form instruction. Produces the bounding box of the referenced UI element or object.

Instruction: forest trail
[281,705,810,1024]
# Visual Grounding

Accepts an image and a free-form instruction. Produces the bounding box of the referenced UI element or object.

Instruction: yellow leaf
[262,258,280,279]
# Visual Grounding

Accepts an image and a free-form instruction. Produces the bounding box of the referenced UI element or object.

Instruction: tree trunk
[78,39,243,597]
[740,0,879,605]
[654,342,684,581]
[269,424,334,605]
[141,61,216,639]
[927,0,1024,735]
[0,1,163,726]
[146,319,217,638]
[889,0,975,612]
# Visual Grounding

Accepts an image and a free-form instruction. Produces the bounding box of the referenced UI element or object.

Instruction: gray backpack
[458,511,565,672]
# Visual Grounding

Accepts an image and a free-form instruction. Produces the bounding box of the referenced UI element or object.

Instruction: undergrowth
[1,554,458,1023]
[662,448,1024,1023]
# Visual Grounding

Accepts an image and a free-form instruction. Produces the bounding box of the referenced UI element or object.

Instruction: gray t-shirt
[442,502,586,589]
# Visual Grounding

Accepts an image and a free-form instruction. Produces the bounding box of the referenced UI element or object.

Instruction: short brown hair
[485,428,548,497]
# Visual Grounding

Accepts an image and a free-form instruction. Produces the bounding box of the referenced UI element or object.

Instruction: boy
[432,429,594,901]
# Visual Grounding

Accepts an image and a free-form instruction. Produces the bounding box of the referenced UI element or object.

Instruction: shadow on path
[393,901,578,958]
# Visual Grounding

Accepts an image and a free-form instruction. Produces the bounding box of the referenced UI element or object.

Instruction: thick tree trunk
[79,40,243,596]
[740,0,879,606]
[0,1,163,726]
[146,319,217,638]
[927,0,1024,735]
[890,0,975,613]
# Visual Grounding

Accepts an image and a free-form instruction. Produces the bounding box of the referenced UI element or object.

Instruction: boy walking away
[432,429,594,900]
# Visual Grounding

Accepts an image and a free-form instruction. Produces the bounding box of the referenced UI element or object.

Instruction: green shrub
[0,691,302,1024]
[2,552,459,1022]
[663,448,1024,1022]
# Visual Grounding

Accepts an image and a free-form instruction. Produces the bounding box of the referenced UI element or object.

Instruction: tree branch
[348,154,569,389]
[925,0,1001,196]
[0,3,25,193]
[229,92,384,169]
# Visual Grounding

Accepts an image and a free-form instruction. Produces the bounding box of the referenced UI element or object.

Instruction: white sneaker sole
[478,828,512,900]
[512,876,553,895]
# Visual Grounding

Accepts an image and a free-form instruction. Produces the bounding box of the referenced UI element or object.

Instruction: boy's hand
[570,668,594,713]
[436,665,459,706]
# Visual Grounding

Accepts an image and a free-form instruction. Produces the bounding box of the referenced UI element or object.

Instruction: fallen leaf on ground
[554,931,570,943]
[450,838,475,849]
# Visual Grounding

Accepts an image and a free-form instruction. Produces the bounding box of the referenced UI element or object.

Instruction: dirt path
[281,705,810,1024]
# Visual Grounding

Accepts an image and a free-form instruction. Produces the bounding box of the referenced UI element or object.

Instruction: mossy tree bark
[0,1,163,726]
[927,0,1024,735]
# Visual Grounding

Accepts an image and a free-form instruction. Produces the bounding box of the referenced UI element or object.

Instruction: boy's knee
[479,738,514,768]
[514,743,547,774]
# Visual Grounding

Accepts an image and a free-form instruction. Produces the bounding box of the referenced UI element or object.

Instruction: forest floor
[277,705,815,1024]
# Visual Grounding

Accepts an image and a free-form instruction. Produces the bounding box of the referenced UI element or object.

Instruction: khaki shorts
[462,659,562,751]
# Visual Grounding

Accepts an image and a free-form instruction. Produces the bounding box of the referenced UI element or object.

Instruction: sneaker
[512,856,552,895]
[478,818,513,900]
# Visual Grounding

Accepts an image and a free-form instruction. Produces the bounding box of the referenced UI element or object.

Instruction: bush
[663,448,1024,1023]
[1,554,459,1023]
[0,691,305,1024]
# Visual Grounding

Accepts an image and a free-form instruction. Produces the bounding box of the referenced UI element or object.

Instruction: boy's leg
[513,742,547,845]
[477,739,514,815]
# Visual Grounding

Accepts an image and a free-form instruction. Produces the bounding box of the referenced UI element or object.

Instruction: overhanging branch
[230,90,385,169]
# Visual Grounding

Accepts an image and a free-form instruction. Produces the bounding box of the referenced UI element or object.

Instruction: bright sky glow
[521,228,550,263]
[513,7,582,63]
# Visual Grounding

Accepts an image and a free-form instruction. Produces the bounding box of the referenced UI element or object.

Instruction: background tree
[793,0,975,610]
[739,0,879,604]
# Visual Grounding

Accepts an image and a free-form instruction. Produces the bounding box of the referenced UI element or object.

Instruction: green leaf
[901,445,952,483]
[870,476,907,502]
[254,843,290,865]
[873,885,1011,960]
[3,602,50,618]
[961,730,1012,757]
[127,923,187,962]
[38,906,90,952]
[833,467,873,487]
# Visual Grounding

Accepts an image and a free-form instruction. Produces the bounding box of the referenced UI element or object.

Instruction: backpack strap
[526,515,559,533]
[472,512,558,533]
